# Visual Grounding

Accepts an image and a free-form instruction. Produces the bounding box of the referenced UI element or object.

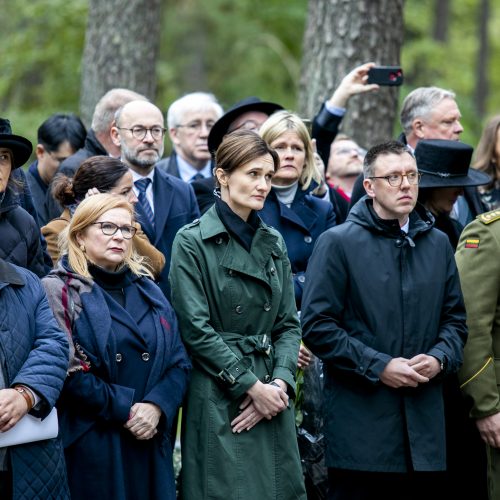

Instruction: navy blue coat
[135,168,200,298]
[258,187,336,309]
[44,262,191,500]
[0,259,69,499]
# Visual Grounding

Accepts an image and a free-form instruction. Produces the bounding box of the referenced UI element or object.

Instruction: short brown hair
[214,130,279,187]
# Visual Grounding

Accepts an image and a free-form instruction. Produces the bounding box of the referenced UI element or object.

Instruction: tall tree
[298,0,404,148]
[433,0,450,42]
[475,0,490,119]
[80,0,162,125]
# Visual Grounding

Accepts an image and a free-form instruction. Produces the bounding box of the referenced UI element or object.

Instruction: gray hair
[400,87,456,136]
[91,88,148,134]
[166,92,223,129]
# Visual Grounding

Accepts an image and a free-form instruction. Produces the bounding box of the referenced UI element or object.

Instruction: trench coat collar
[199,205,281,272]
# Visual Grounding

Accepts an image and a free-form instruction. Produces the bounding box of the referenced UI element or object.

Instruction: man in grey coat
[301,140,467,500]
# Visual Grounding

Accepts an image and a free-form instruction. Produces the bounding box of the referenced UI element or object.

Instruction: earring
[80,244,85,252]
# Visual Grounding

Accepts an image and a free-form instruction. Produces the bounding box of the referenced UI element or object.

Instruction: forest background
[1,0,499,157]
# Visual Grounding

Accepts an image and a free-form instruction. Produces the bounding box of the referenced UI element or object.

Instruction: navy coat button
[116,353,122,363]
[298,275,306,283]
[235,305,243,314]
[264,303,271,311]
[142,352,151,362]
[304,236,312,243]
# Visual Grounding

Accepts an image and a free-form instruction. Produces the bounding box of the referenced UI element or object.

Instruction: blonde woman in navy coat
[259,111,336,310]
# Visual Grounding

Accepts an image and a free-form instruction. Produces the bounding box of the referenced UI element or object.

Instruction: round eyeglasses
[369,172,421,187]
[116,126,166,141]
[91,221,137,239]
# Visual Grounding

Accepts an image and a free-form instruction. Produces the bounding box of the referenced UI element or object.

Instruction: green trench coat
[170,206,306,500]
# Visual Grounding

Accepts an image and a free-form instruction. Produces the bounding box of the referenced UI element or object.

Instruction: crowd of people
[1,61,500,500]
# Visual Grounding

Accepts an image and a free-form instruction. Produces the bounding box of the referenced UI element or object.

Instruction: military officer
[456,209,500,500]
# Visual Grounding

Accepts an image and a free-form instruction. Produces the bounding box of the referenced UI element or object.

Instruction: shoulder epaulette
[478,210,500,225]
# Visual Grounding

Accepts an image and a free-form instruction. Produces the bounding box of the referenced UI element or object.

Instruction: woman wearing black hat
[416,139,490,250]
[0,118,46,277]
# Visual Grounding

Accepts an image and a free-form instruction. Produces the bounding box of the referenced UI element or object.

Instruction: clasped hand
[231,380,288,433]
[124,402,161,440]
[0,388,29,432]
[379,354,441,388]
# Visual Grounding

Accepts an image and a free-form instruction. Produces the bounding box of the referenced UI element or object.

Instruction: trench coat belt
[217,331,273,386]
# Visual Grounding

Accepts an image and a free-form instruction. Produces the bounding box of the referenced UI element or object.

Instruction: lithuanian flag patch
[465,238,480,249]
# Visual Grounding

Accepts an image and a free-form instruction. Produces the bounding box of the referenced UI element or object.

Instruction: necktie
[191,173,204,182]
[134,178,155,237]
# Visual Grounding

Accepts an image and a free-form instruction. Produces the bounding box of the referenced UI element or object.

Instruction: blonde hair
[259,110,319,190]
[60,193,153,278]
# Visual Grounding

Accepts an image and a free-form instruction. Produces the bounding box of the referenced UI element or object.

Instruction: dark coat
[0,189,46,277]
[301,197,467,472]
[43,261,191,500]
[169,206,306,499]
[25,160,52,227]
[0,259,69,499]
[135,168,200,298]
[155,151,179,177]
[259,187,336,309]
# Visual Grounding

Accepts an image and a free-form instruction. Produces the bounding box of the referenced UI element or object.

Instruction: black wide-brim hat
[0,118,33,169]
[207,97,283,154]
[416,139,490,188]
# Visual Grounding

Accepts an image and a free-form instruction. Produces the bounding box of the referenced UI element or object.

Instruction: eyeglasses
[91,221,137,239]
[116,126,166,141]
[176,121,215,134]
[369,172,421,187]
[332,147,366,157]
[228,119,261,133]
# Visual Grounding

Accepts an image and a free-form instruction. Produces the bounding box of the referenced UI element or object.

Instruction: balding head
[111,100,165,174]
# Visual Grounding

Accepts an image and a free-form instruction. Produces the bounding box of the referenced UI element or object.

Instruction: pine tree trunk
[475,0,489,119]
[433,0,450,42]
[298,0,404,149]
[80,0,162,126]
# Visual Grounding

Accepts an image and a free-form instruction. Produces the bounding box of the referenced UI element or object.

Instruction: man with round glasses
[301,140,466,499]
[156,92,223,183]
[111,100,199,298]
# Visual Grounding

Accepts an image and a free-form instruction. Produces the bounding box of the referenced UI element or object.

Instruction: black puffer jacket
[301,196,467,472]
[0,189,45,277]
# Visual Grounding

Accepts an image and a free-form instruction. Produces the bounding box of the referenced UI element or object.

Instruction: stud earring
[80,244,85,252]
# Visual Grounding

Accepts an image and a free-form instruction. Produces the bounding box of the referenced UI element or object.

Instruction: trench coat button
[270,267,276,275]
[304,236,312,244]
[298,275,306,283]
[141,352,151,362]
[215,237,223,245]
[396,239,402,245]
[263,302,271,311]
[116,353,122,363]
[235,305,243,314]
[264,375,271,382]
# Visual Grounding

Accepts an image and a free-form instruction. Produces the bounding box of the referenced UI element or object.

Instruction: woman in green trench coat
[170,130,306,499]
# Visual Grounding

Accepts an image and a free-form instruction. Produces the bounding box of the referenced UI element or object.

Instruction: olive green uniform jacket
[456,210,500,499]
[169,206,306,500]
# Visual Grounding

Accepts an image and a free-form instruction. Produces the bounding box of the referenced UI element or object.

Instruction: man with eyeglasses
[301,140,466,500]
[156,92,223,183]
[111,100,199,298]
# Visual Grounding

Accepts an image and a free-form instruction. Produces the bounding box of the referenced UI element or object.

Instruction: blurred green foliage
[1,0,499,155]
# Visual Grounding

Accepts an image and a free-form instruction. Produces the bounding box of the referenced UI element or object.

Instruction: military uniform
[456,209,500,499]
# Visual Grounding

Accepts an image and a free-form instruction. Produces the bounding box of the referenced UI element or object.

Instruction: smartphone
[367,66,403,86]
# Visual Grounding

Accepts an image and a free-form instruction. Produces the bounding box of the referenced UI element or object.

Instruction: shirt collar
[176,154,212,182]
[130,167,155,184]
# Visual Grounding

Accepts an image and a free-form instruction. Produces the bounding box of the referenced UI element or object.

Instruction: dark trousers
[327,468,446,500]
[0,470,12,499]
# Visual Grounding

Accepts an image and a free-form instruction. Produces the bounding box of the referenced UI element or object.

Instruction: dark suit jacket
[135,168,200,298]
